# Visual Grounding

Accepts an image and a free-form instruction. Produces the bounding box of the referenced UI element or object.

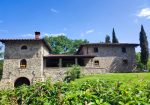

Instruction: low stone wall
[0,66,134,89]
[44,67,109,82]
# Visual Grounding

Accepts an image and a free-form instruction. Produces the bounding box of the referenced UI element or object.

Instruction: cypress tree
[139,25,149,69]
[105,35,111,43]
[112,28,119,43]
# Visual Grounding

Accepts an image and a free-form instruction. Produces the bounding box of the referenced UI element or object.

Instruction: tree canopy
[44,35,89,54]
[105,35,111,43]
[139,25,149,68]
[112,28,119,43]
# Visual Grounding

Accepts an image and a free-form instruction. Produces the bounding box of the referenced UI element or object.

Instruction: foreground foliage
[136,52,150,71]
[64,65,81,82]
[1,73,150,105]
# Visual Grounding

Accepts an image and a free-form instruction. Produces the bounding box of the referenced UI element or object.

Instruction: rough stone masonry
[0,32,139,89]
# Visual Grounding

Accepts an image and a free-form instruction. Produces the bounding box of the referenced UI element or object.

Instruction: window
[94,60,99,66]
[122,59,128,64]
[122,47,126,53]
[94,47,98,53]
[21,45,27,50]
[20,59,27,69]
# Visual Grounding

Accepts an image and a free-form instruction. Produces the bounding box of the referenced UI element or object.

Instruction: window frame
[122,47,126,53]
[122,59,128,65]
[20,59,27,69]
[94,60,99,66]
[94,47,99,53]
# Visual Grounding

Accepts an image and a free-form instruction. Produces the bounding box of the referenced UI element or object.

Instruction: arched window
[20,59,27,69]
[21,45,27,50]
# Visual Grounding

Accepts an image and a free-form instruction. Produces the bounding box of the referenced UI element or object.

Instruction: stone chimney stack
[35,32,40,40]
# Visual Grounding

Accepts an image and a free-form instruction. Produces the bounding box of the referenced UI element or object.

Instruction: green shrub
[136,52,150,71]
[1,74,150,104]
[64,65,81,82]
[148,59,150,71]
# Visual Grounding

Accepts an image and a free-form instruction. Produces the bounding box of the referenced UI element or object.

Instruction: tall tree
[139,25,149,69]
[112,28,119,43]
[105,35,111,43]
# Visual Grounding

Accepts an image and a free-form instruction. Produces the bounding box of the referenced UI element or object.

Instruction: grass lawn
[81,73,150,80]
[74,73,150,85]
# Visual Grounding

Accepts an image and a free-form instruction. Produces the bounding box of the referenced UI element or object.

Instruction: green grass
[74,73,150,85]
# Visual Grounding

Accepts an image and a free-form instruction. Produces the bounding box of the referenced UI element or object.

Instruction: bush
[1,75,150,105]
[136,52,150,72]
[136,62,145,71]
[64,65,81,82]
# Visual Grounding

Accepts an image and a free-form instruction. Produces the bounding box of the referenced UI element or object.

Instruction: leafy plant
[64,65,81,82]
[1,73,150,104]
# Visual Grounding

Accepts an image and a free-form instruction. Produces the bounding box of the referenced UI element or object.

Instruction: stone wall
[0,40,49,89]
[44,67,110,82]
[43,45,137,82]
[79,45,136,72]
[0,41,137,89]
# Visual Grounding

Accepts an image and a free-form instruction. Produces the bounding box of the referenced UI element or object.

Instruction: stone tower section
[0,32,51,88]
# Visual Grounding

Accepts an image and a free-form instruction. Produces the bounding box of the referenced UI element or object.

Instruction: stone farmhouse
[0,32,138,88]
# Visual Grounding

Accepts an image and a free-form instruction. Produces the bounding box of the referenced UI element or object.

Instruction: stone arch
[14,77,30,88]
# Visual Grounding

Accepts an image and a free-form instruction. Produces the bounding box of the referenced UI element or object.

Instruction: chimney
[35,32,40,40]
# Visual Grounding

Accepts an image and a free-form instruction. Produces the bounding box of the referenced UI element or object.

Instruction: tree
[139,25,149,69]
[136,52,145,71]
[112,28,119,43]
[44,35,89,54]
[105,35,111,43]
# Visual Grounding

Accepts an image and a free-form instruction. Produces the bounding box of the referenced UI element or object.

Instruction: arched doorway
[14,77,30,88]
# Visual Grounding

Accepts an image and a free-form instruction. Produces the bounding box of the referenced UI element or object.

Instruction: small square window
[122,59,128,64]
[94,47,98,53]
[122,47,126,53]
[94,60,99,66]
